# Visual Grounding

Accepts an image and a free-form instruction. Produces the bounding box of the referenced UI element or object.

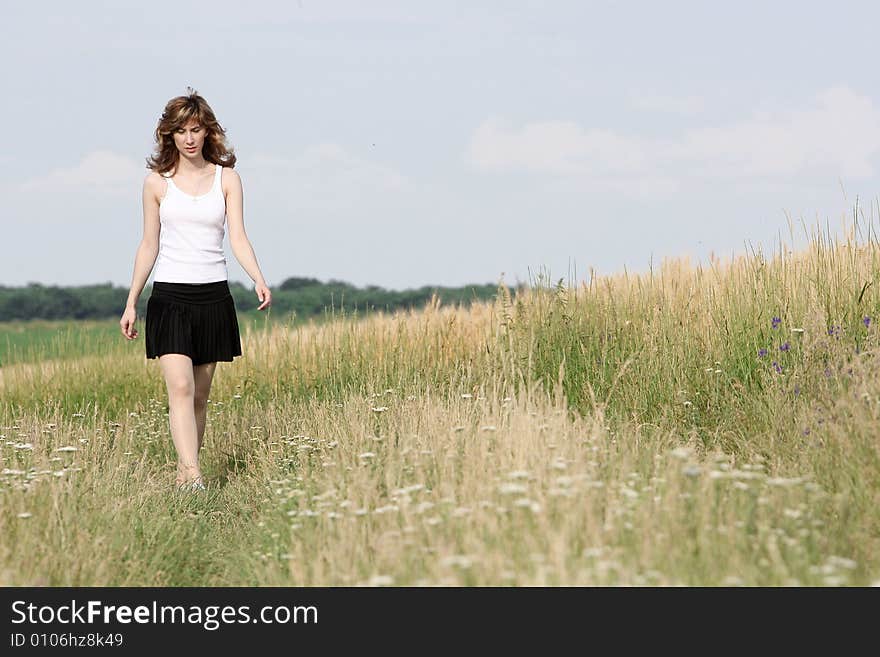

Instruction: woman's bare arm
[225,168,268,287]
[125,173,162,309]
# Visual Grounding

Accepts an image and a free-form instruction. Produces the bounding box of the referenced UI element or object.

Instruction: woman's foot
[176,463,204,488]
[176,480,207,492]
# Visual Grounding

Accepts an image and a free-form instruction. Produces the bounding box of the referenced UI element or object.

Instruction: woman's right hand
[120,306,138,340]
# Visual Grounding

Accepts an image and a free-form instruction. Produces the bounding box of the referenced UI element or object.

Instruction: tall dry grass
[1,213,878,585]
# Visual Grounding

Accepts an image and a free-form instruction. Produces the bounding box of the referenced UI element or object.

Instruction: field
[1,220,878,586]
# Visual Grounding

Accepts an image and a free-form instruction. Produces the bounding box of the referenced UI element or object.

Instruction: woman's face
[173,119,206,159]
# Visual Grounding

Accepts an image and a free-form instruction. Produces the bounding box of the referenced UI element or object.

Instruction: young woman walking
[119,87,272,491]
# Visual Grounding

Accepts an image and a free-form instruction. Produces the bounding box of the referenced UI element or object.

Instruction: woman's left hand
[255,283,272,310]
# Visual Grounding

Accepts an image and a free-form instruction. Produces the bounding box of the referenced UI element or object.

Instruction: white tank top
[152,163,228,283]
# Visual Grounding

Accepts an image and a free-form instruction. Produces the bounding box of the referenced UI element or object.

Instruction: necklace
[190,166,209,202]
[172,165,210,202]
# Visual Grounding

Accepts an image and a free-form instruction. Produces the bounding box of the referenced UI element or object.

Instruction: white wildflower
[766,476,805,487]
[682,465,701,477]
[393,484,424,496]
[440,555,473,569]
[374,505,399,514]
[620,487,639,499]
[513,498,541,513]
[828,556,857,570]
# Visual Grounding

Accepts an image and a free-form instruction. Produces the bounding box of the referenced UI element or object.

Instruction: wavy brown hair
[145,86,237,175]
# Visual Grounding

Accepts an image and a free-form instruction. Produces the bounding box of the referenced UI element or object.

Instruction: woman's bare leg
[193,362,217,453]
[158,354,202,486]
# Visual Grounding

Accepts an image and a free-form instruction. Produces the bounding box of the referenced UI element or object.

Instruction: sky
[2,0,880,291]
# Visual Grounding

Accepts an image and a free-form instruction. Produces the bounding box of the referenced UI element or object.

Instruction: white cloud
[466,117,653,176]
[244,143,409,209]
[670,86,880,178]
[466,85,880,184]
[10,143,408,210]
[17,151,146,197]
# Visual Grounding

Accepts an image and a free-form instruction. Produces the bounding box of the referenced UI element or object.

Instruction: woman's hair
[145,86,237,174]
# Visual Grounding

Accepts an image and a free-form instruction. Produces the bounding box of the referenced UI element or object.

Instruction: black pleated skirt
[145,280,242,366]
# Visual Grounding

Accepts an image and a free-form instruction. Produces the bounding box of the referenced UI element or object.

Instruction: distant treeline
[0,277,523,322]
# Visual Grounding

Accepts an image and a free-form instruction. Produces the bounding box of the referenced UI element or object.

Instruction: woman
[119,87,272,492]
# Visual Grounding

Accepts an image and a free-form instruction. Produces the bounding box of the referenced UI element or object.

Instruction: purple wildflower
[823,367,832,377]
[772,361,783,374]
[864,316,871,328]
[802,428,811,436]
[772,316,781,329]
[794,384,800,395]
[758,348,768,358]
[779,342,790,352]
